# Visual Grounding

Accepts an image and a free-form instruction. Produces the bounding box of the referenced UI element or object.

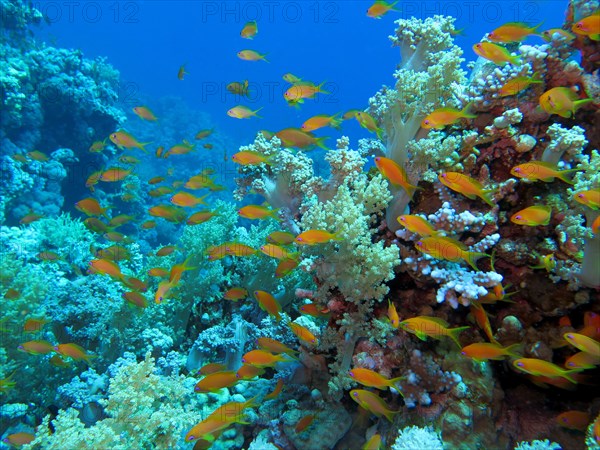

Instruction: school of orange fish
[3,3,600,448]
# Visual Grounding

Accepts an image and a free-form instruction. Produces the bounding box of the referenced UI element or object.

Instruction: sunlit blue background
[37,0,566,146]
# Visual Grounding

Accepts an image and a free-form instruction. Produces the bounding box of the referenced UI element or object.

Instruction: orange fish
[187,210,217,225]
[572,12,600,40]
[119,155,140,165]
[54,343,96,364]
[573,189,600,210]
[27,150,49,161]
[148,267,169,277]
[154,280,173,304]
[83,218,110,234]
[148,205,187,223]
[242,350,291,368]
[348,367,404,390]
[438,172,495,206]
[510,161,578,184]
[89,139,107,153]
[298,302,330,318]
[295,230,341,245]
[237,50,268,62]
[178,64,188,80]
[564,332,600,357]
[75,198,110,218]
[264,378,284,400]
[227,105,262,119]
[23,317,49,333]
[541,28,576,42]
[141,220,156,230]
[149,176,165,185]
[267,231,296,245]
[170,192,208,207]
[260,244,298,260]
[564,351,600,370]
[283,82,328,104]
[195,129,213,140]
[592,215,600,234]
[289,322,318,346]
[295,415,315,433]
[18,340,55,355]
[513,358,581,383]
[37,251,60,261]
[133,106,158,121]
[399,316,470,348]
[488,22,542,43]
[109,130,150,152]
[396,215,439,236]
[366,0,398,18]
[198,363,227,375]
[236,364,265,380]
[275,128,328,150]
[510,205,552,226]
[169,256,196,284]
[355,111,383,139]
[539,87,592,118]
[194,371,239,393]
[461,342,521,362]
[254,290,282,321]
[2,432,35,447]
[387,300,399,328]
[498,72,543,97]
[206,244,229,261]
[555,410,591,431]
[225,242,257,257]
[123,291,148,308]
[19,212,44,224]
[374,157,420,197]
[470,302,498,344]
[416,236,489,271]
[349,389,398,422]
[257,337,298,356]
[88,258,125,281]
[240,21,258,39]
[101,167,132,182]
[275,258,299,278]
[238,205,279,220]
[227,80,250,97]
[224,287,248,301]
[363,434,383,450]
[164,141,196,158]
[421,104,476,129]
[232,150,272,166]
[301,114,342,132]
[473,42,522,65]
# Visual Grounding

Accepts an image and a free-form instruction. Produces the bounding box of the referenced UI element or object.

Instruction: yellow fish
[438,172,495,206]
[109,130,150,152]
[396,214,439,236]
[498,72,543,97]
[572,12,600,40]
[238,205,279,220]
[226,80,250,97]
[510,205,552,226]
[510,161,578,184]
[488,22,542,43]
[237,50,268,62]
[366,1,398,19]
[355,112,384,140]
[473,42,522,65]
[573,189,600,210]
[399,316,470,348]
[461,342,522,362]
[227,105,262,119]
[301,114,342,132]
[541,28,576,42]
[349,389,398,422]
[374,156,420,197]
[253,290,282,321]
[133,106,158,121]
[294,230,342,245]
[240,21,258,39]
[539,87,592,118]
[416,236,489,271]
[421,104,476,129]
[564,332,600,357]
[275,128,328,150]
[513,358,581,383]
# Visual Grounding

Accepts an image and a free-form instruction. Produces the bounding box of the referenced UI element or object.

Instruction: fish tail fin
[403,183,422,199]
[465,251,490,271]
[590,34,600,41]
[505,343,524,358]
[383,408,398,423]
[316,81,330,95]
[448,326,470,348]
[530,71,544,83]
[331,114,343,130]
[139,142,152,153]
[564,370,583,384]
[388,375,406,390]
[315,137,329,151]
[481,189,497,207]
[461,101,478,119]
[557,169,580,185]
[332,232,344,241]
[573,98,593,114]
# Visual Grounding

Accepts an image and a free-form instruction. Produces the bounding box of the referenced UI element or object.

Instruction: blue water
[37,0,565,145]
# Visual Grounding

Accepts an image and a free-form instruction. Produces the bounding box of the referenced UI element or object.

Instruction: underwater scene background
[1,0,599,448]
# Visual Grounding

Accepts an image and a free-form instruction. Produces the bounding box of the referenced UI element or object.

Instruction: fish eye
[187,435,195,441]
[461,351,466,355]
[566,333,573,339]
[517,362,524,367]
[352,392,358,397]
[577,193,584,198]
[515,215,522,220]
